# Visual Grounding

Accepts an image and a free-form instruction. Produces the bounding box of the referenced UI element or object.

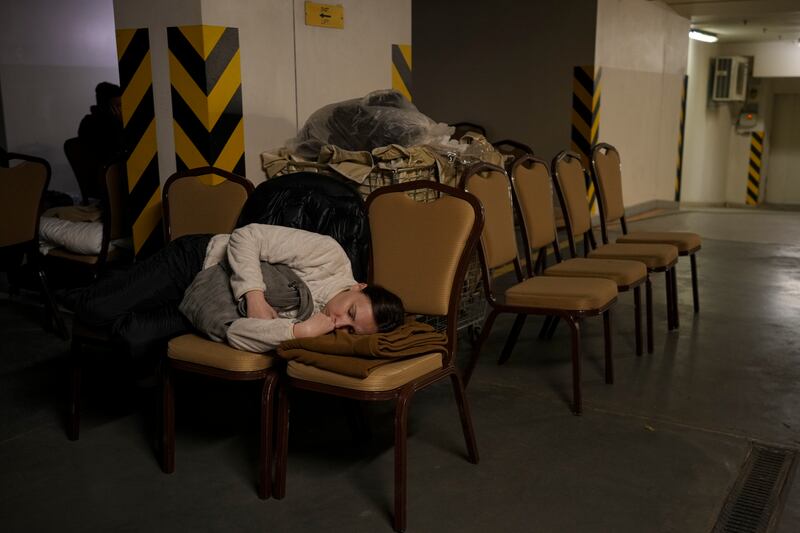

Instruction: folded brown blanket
[277,320,447,378]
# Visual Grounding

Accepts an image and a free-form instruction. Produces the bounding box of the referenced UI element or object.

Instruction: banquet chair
[460,162,618,415]
[274,181,483,532]
[157,167,279,496]
[591,143,702,314]
[552,151,679,349]
[511,155,648,355]
[0,152,67,338]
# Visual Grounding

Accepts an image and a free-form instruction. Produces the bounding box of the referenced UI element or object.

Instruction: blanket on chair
[277,321,447,378]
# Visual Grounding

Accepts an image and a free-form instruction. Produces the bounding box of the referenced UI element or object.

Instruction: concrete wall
[0,0,119,195]
[721,41,800,78]
[594,0,690,207]
[681,39,800,206]
[294,0,411,126]
[116,0,409,183]
[412,0,597,162]
[1,0,407,192]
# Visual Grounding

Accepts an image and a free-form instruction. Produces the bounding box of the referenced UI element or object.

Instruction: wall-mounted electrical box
[712,56,749,102]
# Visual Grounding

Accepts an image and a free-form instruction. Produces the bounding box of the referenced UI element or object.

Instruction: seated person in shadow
[78,82,125,165]
[73,224,405,359]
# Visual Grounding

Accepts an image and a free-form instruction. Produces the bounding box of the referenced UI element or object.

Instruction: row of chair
[54,139,700,532]
[461,145,701,416]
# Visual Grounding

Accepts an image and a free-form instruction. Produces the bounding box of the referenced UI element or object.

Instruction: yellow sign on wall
[305,2,344,29]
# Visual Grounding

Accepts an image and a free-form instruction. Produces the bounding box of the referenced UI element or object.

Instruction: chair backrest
[591,142,626,242]
[237,172,369,282]
[366,181,483,362]
[64,137,104,204]
[511,156,557,252]
[461,163,518,271]
[449,121,486,140]
[492,139,534,170]
[163,167,254,242]
[0,154,50,248]
[551,151,595,257]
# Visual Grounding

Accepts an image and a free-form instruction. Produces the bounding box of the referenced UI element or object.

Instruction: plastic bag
[287,89,453,159]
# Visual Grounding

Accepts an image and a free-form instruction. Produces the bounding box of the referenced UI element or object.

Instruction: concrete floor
[1,207,798,532]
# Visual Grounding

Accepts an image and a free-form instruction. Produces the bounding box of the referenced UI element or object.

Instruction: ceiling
[663,0,800,43]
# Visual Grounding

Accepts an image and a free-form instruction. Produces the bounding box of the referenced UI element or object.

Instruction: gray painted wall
[412,0,598,162]
[0,0,119,195]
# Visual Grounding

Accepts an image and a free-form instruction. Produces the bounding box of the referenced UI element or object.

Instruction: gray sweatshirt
[202,224,357,353]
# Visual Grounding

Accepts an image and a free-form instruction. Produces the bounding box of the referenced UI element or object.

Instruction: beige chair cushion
[168,333,274,372]
[616,231,701,253]
[287,352,443,392]
[545,257,646,287]
[505,276,617,311]
[47,248,100,264]
[588,243,678,269]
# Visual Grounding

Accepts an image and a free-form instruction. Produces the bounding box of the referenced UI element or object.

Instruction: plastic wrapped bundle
[287,89,453,159]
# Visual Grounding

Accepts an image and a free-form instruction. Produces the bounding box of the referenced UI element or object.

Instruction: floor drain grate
[712,442,797,533]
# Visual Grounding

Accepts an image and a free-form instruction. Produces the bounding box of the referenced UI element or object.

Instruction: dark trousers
[75,234,212,357]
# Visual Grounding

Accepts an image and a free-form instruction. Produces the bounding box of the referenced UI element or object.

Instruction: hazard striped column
[746,131,765,206]
[571,65,601,212]
[117,28,163,258]
[392,44,412,102]
[675,74,688,202]
[167,26,245,182]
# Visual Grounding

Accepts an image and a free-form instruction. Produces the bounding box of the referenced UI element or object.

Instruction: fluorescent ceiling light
[689,29,719,43]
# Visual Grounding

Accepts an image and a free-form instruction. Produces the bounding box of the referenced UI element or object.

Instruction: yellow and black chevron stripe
[117,28,163,258]
[168,26,244,180]
[746,130,764,206]
[571,65,601,212]
[675,74,688,202]
[392,44,412,102]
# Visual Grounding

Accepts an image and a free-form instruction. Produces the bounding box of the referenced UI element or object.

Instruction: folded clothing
[277,320,447,378]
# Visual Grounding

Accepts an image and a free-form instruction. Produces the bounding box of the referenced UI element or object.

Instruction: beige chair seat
[545,257,647,287]
[588,243,677,269]
[616,231,701,253]
[287,353,443,392]
[168,333,274,372]
[505,276,617,311]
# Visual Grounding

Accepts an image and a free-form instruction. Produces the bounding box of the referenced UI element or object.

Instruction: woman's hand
[293,312,335,338]
[245,290,278,319]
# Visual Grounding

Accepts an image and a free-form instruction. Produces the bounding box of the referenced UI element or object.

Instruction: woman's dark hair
[362,284,405,333]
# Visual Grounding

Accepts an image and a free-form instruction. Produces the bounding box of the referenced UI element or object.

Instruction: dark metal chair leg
[497,314,526,365]
[161,362,175,474]
[393,390,412,532]
[538,316,553,340]
[566,317,582,415]
[690,253,699,313]
[664,270,675,331]
[633,286,643,356]
[258,372,277,499]
[273,381,290,499]
[603,310,613,384]
[37,267,68,340]
[646,277,654,354]
[449,372,479,464]
[671,267,680,330]
[545,315,560,340]
[463,311,497,386]
[67,338,81,441]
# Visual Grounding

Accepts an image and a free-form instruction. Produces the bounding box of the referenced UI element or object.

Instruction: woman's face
[322,284,377,334]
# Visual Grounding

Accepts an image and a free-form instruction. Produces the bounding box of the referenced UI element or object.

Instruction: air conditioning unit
[712,56,749,102]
